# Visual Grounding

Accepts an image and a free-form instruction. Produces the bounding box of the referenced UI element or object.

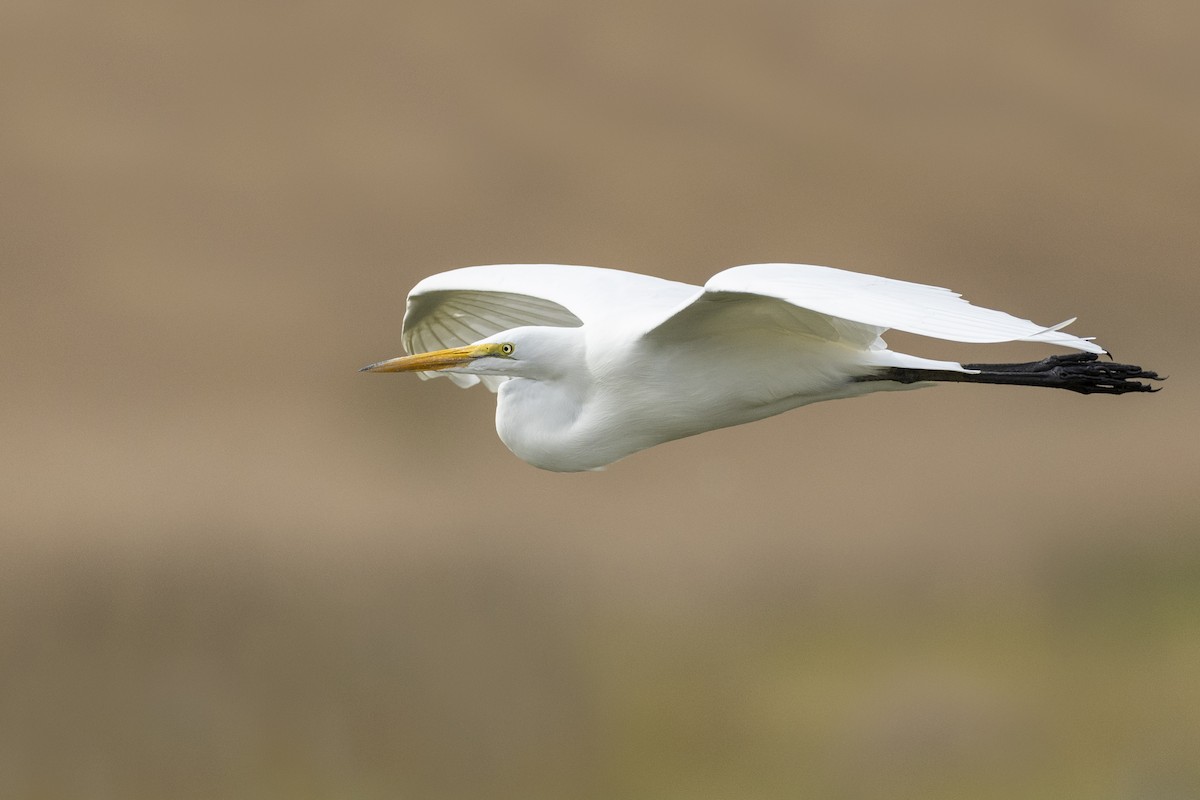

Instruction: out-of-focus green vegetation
[4,517,1198,799]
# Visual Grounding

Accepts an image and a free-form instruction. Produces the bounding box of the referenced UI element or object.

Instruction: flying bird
[362,263,1159,472]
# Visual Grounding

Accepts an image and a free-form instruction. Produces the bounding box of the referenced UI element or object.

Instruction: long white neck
[489,327,601,471]
[494,377,593,470]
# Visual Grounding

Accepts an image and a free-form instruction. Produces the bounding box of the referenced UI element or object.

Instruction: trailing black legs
[857,353,1162,395]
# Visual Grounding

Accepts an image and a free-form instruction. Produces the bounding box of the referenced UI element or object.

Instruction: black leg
[856,353,1163,395]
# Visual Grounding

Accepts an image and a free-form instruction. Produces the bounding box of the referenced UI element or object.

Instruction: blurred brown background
[3,1,1198,798]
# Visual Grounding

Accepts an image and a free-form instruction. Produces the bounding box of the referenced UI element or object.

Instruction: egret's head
[359,326,580,378]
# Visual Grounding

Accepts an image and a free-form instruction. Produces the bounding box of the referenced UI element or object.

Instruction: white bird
[362,263,1159,472]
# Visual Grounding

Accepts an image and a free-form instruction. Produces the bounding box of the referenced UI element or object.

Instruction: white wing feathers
[703,264,1105,353]
[398,263,1105,391]
[401,264,698,390]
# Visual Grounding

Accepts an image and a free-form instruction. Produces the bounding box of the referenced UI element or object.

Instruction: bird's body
[490,325,872,470]
[363,263,1159,472]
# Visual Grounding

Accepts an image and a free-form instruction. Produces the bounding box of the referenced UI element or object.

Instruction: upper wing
[645,263,1105,353]
[402,264,699,390]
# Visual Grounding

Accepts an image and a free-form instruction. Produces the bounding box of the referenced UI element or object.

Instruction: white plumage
[363,263,1153,472]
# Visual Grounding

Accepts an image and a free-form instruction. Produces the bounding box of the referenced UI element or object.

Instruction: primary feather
[700,264,1102,351]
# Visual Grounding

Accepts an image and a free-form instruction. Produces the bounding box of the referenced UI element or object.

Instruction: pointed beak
[359,344,490,373]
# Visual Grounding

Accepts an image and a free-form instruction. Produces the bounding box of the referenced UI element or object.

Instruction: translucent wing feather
[401,264,699,390]
[667,263,1105,353]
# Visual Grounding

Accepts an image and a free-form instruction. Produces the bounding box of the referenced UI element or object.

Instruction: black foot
[960,353,1164,395]
[857,352,1164,395]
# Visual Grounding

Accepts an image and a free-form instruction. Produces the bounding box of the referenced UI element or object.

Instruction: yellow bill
[359,343,509,373]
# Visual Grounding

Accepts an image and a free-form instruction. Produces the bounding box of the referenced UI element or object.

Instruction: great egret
[362,263,1159,472]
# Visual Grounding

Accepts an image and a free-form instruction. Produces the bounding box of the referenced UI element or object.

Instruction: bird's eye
[500,343,515,356]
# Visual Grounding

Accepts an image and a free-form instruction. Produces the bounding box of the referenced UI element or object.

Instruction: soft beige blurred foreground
[3,1,1198,798]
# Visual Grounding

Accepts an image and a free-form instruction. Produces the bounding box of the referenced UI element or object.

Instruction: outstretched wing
[644,263,1104,353]
[402,264,699,389]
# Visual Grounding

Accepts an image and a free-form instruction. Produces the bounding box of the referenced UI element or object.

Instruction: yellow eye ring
[500,343,515,355]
